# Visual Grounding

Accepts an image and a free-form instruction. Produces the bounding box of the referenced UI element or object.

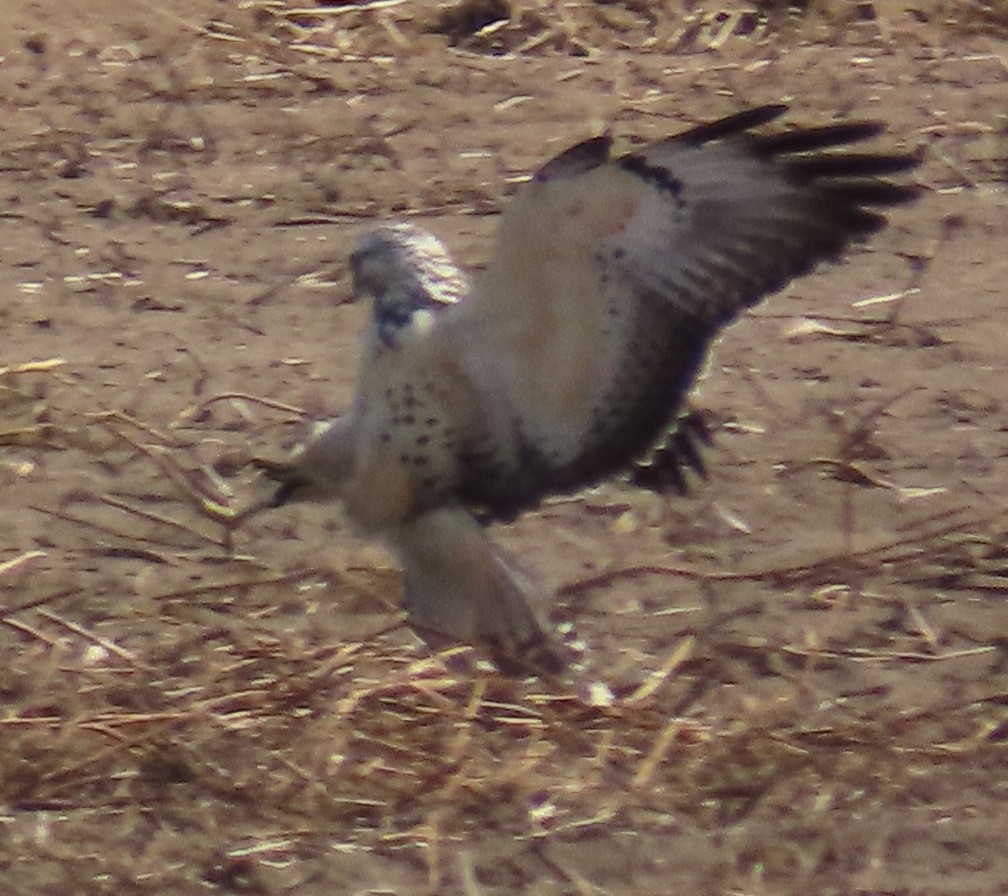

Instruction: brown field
[2,2,1007,893]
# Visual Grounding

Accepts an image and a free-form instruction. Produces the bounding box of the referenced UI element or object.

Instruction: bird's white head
[350,223,468,348]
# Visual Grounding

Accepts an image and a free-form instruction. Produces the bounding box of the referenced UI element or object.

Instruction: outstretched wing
[439,105,919,519]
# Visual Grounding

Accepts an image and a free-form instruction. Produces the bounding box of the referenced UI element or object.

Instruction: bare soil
[2,2,1007,894]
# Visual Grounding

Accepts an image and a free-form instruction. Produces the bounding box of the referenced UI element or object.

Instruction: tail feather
[388,507,566,674]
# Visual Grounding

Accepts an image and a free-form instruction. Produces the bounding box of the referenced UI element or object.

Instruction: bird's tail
[388,506,566,674]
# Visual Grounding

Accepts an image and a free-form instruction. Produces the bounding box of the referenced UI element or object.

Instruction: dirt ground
[2,1,1007,894]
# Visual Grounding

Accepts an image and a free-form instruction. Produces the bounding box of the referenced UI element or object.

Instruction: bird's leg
[252,417,356,506]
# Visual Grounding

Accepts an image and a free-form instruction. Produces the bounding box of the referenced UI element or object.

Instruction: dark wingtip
[676,110,924,196]
[675,104,789,146]
[630,408,714,495]
[753,120,887,155]
[535,134,613,182]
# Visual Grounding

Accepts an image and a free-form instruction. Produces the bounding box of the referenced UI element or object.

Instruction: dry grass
[4,331,1008,892]
[4,523,1007,890]
[198,1,1008,58]
[3,1,1008,894]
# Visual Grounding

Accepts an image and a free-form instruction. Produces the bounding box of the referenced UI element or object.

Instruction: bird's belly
[341,449,416,533]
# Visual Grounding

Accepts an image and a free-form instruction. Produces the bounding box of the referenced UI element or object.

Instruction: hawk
[258,105,919,672]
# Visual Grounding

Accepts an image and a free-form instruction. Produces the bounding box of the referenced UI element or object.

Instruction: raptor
[257,105,919,672]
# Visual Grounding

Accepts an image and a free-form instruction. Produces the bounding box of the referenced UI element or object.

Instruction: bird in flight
[257,105,919,673]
